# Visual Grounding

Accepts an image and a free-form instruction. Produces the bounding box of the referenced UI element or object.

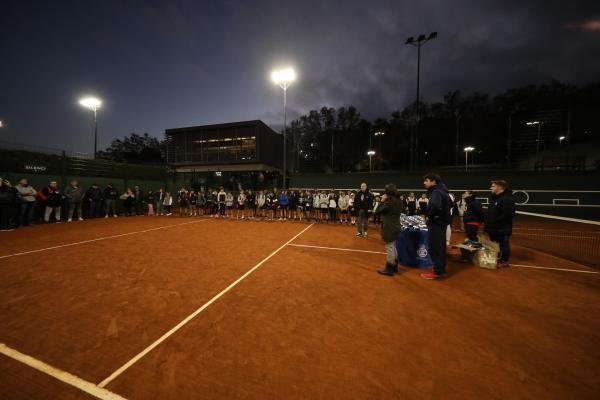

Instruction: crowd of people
[0,174,516,281]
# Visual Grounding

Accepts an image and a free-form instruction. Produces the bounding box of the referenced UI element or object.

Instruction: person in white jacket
[338,191,349,224]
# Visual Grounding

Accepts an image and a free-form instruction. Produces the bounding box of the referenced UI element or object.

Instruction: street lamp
[405,31,438,170]
[271,67,296,188]
[463,146,474,171]
[367,150,376,172]
[559,136,566,144]
[79,97,102,159]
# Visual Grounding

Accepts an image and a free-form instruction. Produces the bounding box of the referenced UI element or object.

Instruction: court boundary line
[288,243,387,255]
[287,243,598,274]
[97,223,315,388]
[0,343,126,400]
[0,218,210,261]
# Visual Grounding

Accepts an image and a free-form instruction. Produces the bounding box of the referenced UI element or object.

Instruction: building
[165,120,283,190]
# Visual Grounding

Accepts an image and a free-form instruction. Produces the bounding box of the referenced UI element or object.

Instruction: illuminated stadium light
[463,146,475,171]
[367,150,376,172]
[271,66,297,188]
[79,96,102,159]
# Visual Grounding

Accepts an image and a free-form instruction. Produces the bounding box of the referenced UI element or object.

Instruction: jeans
[20,202,35,226]
[357,209,369,234]
[489,233,511,262]
[88,200,101,218]
[385,241,398,265]
[105,199,116,216]
[156,201,163,215]
[68,202,83,219]
[44,206,61,222]
[0,204,11,229]
[427,223,447,275]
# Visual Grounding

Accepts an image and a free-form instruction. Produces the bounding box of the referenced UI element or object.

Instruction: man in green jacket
[376,183,403,276]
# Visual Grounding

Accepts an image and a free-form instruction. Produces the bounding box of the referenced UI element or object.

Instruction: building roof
[165,120,278,135]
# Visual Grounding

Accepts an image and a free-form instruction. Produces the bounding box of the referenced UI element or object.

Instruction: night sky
[1,0,599,155]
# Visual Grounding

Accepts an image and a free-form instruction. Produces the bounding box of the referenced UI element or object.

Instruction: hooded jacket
[485,189,516,236]
[463,195,485,225]
[425,182,452,227]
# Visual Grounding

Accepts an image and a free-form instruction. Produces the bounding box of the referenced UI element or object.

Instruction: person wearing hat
[376,183,403,276]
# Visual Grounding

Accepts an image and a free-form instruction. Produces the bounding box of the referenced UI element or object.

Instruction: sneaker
[498,261,510,268]
[420,271,447,280]
[105,215,109,218]
[356,233,363,237]
[113,215,118,218]
[68,218,72,222]
[363,232,368,238]
[78,218,83,221]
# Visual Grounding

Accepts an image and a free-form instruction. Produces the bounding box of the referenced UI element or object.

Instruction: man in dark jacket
[104,183,118,218]
[462,190,485,242]
[376,183,403,276]
[484,180,516,267]
[0,177,16,230]
[354,182,374,237]
[421,173,452,280]
[39,180,64,223]
[85,183,103,218]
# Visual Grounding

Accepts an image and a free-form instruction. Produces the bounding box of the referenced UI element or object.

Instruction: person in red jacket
[38,180,64,223]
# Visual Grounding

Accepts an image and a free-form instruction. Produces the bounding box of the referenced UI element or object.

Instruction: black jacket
[485,190,516,236]
[376,197,402,242]
[104,186,118,200]
[0,185,15,205]
[425,182,452,227]
[354,190,373,212]
[40,186,63,207]
[463,195,485,224]
[85,187,103,202]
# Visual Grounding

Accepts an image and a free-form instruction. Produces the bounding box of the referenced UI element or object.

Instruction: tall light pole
[405,31,437,171]
[374,131,384,170]
[526,121,543,165]
[79,97,102,159]
[463,146,474,171]
[367,150,376,172]
[271,67,296,189]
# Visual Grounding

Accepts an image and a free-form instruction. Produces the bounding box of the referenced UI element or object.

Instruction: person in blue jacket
[421,173,452,280]
[484,180,516,268]
[278,190,289,220]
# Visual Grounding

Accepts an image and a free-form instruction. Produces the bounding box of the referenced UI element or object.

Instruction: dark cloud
[0,0,598,153]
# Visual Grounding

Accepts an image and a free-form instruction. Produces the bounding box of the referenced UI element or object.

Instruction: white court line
[98,223,315,388]
[287,243,599,275]
[0,343,126,400]
[288,243,387,255]
[511,264,599,274]
[0,219,210,261]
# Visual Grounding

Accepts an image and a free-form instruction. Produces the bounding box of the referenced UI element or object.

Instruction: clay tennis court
[1,216,599,399]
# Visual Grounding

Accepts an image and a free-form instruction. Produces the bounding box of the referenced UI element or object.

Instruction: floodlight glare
[367,150,376,156]
[271,68,296,87]
[79,97,102,111]
[526,121,540,126]
[463,146,475,152]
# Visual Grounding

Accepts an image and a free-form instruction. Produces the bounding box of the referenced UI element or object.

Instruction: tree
[97,133,164,164]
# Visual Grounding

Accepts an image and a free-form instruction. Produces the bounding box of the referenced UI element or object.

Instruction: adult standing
[134,186,143,215]
[39,180,64,223]
[104,183,118,218]
[15,178,37,226]
[84,183,103,218]
[484,180,516,268]
[420,173,452,280]
[156,188,165,216]
[0,177,15,230]
[65,179,84,222]
[376,184,403,276]
[354,182,373,237]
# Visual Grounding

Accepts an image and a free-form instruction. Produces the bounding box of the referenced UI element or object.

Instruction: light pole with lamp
[526,121,544,164]
[405,31,438,171]
[374,130,384,169]
[367,150,376,172]
[463,146,474,171]
[79,97,102,159]
[271,67,296,189]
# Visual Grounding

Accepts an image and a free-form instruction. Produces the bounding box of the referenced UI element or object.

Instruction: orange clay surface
[1,216,599,399]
